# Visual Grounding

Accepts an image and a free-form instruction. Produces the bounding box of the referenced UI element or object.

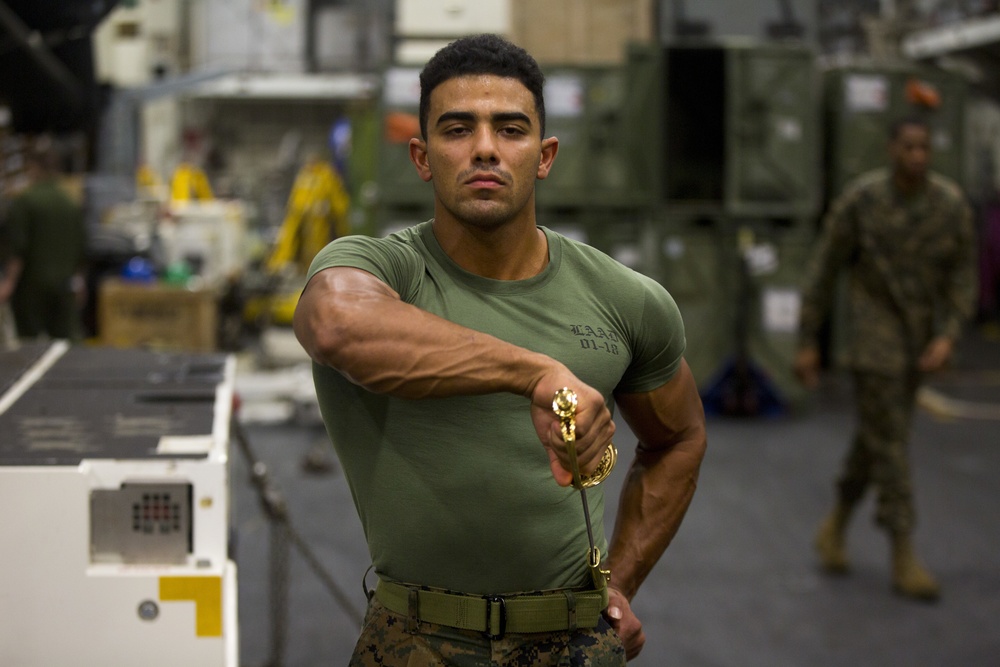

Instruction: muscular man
[795,117,977,601]
[294,34,706,665]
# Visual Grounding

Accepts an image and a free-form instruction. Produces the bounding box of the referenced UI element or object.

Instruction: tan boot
[814,505,851,574]
[891,534,941,602]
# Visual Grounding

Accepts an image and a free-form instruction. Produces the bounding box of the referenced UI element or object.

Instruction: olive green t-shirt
[307,222,685,594]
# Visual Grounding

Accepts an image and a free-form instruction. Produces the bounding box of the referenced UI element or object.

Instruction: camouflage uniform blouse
[799,168,977,375]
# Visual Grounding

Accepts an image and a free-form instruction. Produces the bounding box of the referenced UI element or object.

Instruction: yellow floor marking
[160,576,223,637]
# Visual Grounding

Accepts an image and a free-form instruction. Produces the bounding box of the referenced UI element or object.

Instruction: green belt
[374,579,608,638]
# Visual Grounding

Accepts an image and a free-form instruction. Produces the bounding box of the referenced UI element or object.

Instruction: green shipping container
[536,66,633,209]
[652,217,813,414]
[623,41,821,222]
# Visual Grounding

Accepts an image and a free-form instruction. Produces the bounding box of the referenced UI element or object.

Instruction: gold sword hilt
[552,388,617,489]
[553,388,614,588]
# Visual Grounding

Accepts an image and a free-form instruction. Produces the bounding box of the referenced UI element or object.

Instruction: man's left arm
[605,359,707,659]
[920,196,978,373]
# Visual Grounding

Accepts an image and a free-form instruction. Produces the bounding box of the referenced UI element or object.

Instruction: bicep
[294,266,400,354]
[614,359,705,453]
[301,265,399,302]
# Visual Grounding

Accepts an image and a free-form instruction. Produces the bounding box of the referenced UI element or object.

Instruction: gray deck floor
[232,327,1000,667]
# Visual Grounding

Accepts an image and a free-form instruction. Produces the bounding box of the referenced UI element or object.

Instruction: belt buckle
[485,595,506,639]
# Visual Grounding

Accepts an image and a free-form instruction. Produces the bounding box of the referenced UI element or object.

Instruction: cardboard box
[509,0,654,65]
[98,279,217,352]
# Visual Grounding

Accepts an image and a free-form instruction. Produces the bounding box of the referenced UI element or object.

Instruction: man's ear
[537,136,559,180]
[409,137,432,182]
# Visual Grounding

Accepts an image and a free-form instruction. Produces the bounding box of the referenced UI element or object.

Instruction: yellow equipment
[136,164,166,198]
[247,158,350,327]
[266,157,350,274]
[170,162,215,202]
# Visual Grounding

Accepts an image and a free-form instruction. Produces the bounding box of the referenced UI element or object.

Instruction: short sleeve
[306,234,424,301]
[616,273,687,394]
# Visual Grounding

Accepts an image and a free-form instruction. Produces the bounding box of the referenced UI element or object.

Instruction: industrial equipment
[0,341,238,667]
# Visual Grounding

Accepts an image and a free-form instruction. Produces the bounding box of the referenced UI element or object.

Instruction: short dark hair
[889,116,930,141]
[418,33,546,139]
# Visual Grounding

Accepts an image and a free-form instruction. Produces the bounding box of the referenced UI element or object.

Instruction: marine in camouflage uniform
[795,118,977,601]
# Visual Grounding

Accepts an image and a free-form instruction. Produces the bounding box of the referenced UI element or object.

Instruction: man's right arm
[293,265,615,485]
[795,190,858,386]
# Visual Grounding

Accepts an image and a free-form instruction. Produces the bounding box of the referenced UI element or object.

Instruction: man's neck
[893,170,927,197]
[432,215,549,281]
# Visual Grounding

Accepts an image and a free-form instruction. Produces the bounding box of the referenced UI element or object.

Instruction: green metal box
[651,215,813,413]
[535,66,634,210]
[624,41,821,221]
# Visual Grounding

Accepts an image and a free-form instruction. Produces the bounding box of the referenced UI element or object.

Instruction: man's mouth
[464,172,505,188]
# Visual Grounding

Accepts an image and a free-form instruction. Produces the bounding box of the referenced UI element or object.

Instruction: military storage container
[650,217,813,414]
[534,66,632,209]
[620,40,823,413]
[623,40,821,223]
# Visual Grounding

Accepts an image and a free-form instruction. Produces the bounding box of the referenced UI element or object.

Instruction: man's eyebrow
[435,111,533,127]
[491,111,532,125]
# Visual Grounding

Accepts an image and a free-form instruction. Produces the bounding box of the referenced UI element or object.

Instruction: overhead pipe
[0,0,83,102]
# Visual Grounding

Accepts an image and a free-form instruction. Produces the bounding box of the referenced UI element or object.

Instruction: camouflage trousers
[836,370,922,534]
[349,598,626,667]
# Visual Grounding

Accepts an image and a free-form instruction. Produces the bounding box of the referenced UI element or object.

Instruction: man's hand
[605,586,645,661]
[528,370,615,487]
[918,335,954,373]
[793,345,821,389]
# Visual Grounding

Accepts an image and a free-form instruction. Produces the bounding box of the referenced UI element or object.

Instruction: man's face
[410,74,557,230]
[890,124,931,181]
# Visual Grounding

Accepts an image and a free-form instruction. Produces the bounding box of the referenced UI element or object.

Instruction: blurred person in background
[795,116,977,602]
[0,136,88,341]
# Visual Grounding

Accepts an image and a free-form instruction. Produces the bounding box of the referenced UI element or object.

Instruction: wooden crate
[98,279,217,352]
[509,0,654,65]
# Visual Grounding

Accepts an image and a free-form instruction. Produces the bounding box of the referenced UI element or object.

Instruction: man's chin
[452,202,517,229]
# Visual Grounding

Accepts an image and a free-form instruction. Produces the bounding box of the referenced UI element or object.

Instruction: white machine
[0,341,238,666]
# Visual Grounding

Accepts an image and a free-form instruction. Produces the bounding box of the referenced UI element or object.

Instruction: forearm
[798,244,842,348]
[940,228,978,339]
[799,203,855,347]
[0,257,23,302]
[606,435,705,600]
[294,267,559,400]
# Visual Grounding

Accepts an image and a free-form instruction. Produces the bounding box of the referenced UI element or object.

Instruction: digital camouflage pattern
[350,599,626,667]
[800,167,977,534]
[840,371,921,533]
[799,168,977,375]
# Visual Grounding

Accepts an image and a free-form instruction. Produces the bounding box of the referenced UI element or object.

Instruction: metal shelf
[187,71,378,101]
[902,13,1000,60]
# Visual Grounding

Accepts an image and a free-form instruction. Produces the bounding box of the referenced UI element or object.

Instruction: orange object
[384,112,421,143]
[905,79,941,109]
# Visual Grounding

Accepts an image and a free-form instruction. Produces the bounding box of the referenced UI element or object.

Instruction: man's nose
[472,127,500,163]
